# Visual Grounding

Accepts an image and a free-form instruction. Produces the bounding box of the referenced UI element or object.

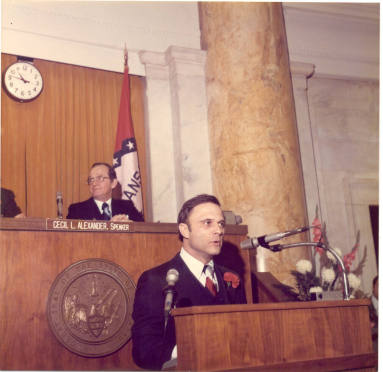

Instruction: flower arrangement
[224,272,240,288]
[277,207,367,301]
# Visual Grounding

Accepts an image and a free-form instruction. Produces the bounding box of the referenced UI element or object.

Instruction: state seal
[47,258,136,357]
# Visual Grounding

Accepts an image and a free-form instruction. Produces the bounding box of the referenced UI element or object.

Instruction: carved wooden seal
[47,258,136,357]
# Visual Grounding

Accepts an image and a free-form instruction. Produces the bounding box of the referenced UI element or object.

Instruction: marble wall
[292,71,379,294]
[286,4,379,295]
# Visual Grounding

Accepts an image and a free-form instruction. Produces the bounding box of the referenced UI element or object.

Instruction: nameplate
[46,219,131,232]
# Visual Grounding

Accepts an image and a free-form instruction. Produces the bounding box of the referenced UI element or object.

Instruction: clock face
[3,61,43,102]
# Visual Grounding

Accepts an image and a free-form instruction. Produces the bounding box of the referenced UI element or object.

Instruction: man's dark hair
[177,194,221,241]
[91,162,117,180]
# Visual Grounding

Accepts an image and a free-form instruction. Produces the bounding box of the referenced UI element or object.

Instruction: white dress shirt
[94,198,112,215]
[179,247,218,289]
[167,248,219,363]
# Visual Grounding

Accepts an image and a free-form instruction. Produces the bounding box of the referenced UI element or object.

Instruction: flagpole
[124,44,128,67]
[113,44,144,217]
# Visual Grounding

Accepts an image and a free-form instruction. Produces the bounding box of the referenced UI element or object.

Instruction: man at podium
[131,194,247,370]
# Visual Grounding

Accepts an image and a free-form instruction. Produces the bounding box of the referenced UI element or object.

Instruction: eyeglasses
[87,176,110,185]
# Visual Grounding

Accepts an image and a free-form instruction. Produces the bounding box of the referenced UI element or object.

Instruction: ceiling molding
[283,3,379,21]
[283,3,379,80]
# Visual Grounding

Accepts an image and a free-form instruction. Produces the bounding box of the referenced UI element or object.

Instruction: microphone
[240,226,309,250]
[56,191,63,219]
[164,269,179,326]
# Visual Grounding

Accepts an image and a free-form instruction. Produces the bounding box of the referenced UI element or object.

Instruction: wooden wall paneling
[97,68,114,162]
[61,63,76,210]
[26,58,57,218]
[75,64,92,205]
[1,54,27,212]
[87,66,100,164]
[54,61,65,196]
[1,54,147,219]
[58,62,77,217]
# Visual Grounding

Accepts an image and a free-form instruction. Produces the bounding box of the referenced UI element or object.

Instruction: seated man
[67,162,143,222]
[132,194,246,370]
[1,187,25,218]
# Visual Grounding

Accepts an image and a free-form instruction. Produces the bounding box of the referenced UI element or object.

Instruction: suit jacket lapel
[111,199,125,217]
[111,199,117,216]
[170,255,215,307]
[215,265,230,302]
[89,198,103,219]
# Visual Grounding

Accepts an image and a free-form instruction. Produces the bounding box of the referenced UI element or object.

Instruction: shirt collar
[94,198,112,213]
[180,247,214,279]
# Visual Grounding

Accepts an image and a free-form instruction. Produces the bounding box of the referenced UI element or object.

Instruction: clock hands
[10,75,22,81]
[18,73,30,84]
[10,73,30,84]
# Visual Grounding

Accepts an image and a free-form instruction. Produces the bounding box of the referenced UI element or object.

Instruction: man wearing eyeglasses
[66,162,144,222]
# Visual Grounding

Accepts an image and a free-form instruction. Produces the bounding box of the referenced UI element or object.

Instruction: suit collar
[171,252,231,301]
[87,198,103,218]
[180,248,205,280]
[93,198,112,214]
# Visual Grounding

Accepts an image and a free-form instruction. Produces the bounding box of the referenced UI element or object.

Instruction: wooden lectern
[172,300,377,371]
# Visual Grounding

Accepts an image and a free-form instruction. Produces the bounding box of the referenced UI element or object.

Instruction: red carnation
[224,272,240,288]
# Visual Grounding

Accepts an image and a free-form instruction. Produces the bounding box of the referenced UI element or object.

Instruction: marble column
[139,50,177,223]
[199,2,310,285]
[140,46,212,222]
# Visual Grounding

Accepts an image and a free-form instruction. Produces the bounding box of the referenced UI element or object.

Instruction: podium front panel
[173,301,375,371]
[0,218,249,370]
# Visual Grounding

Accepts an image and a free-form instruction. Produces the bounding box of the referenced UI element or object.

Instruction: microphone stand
[263,241,350,300]
[163,285,175,331]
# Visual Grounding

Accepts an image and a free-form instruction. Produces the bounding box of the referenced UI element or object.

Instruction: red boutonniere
[223,272,240,288]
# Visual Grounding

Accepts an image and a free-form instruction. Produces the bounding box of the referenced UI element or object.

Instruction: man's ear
[179,223,190,240]
[111,178,118,189]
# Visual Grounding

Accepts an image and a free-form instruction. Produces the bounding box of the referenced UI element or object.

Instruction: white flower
[347,273,361,290]
[326,247,342,263]
[296,259,312,274]
[321,268,336,283]
[309,286,323,294]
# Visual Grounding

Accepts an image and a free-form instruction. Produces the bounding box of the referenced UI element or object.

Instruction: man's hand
[110,214,131,222]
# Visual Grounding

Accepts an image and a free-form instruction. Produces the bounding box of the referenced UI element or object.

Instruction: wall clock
[2,60,44,102]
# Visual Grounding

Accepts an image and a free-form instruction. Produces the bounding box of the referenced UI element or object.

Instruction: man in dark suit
[132,194,246,370]
[66,162,143,221]
[1,187,24,218]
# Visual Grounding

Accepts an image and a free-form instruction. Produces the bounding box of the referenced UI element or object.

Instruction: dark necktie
[102,202,111,220]
[204,265,217,296]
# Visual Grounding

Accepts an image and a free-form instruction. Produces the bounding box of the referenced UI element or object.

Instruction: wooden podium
[172,301,377,371]
[0,217,250,370]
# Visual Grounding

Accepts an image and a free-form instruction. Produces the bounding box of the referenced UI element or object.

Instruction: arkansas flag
[113,64,143,215]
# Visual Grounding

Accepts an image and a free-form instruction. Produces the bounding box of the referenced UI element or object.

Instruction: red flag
[113,64,143,214]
